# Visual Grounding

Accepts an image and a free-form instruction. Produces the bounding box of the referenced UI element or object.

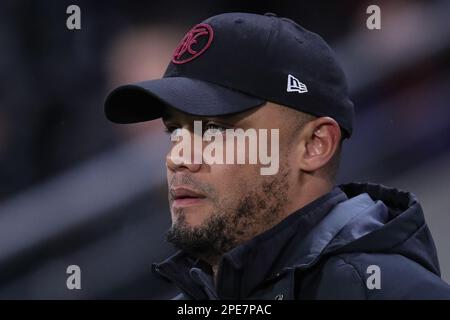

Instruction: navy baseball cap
[105,12,354,137]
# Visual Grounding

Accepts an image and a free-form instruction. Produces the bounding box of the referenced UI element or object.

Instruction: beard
[166,167,290,264]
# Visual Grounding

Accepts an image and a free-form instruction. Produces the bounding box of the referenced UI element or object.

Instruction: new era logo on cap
[287,74,308,93]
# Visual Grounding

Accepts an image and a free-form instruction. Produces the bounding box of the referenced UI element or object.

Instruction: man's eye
[204,122,227,133]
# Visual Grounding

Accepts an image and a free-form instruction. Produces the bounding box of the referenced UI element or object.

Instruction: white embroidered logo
[287,74,308,93]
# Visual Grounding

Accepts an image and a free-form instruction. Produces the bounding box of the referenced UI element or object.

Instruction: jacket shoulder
[309,253,450,299]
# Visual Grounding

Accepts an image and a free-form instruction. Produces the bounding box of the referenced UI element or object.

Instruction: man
[104,12,450,299]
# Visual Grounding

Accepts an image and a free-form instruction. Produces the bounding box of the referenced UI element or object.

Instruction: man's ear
[298,117,341,172]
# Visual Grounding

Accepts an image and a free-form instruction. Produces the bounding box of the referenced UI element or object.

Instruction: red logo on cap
[172,23,214,64]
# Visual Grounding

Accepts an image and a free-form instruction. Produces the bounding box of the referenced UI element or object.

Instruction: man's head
[104,12,352,265]
[164,102,341,265]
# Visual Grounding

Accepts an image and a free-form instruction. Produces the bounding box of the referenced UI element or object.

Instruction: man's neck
[283,176,333,220]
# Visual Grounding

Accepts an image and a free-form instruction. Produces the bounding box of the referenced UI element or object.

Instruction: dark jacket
[152,182,450,299]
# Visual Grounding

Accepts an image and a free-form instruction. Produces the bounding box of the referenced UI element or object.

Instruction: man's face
[163,102,302,263]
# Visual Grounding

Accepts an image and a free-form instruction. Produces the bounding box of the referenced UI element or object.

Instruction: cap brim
[104,77,266,123]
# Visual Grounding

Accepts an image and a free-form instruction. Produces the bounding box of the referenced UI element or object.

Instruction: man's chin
[171,207,212,227]
[169,208,219,235]
[166,206,242,262]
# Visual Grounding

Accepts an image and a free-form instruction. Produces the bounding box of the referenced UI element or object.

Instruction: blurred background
[0,0,449,299]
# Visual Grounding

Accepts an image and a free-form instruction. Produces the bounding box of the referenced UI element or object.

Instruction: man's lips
[170,187,206,207]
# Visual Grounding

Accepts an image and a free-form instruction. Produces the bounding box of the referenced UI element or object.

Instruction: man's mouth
[170,187,206,208]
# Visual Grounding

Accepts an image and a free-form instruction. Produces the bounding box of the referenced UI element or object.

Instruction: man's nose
[166,132,202,173]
